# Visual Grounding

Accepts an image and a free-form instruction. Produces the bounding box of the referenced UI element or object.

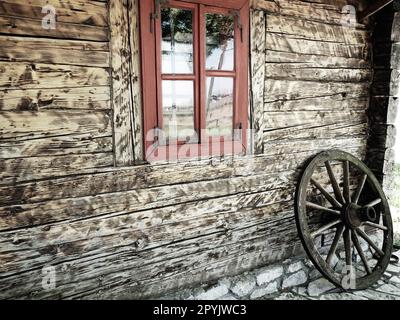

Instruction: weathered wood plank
[0,212,300,299]
[0,87,110,111]
[0,151,326,206]
[0,171,296,231]
[0,15,108,41]
[0,162,361,280]
[265,110,367,130]
[0,110,111,140]
[0,0,108,27]
[265,51,370,68]
[0,62,110,90]
[0,135,113,159]
[0,36,109,67]
[0,164,363,299]
[264,95,369,112]
[0,188,293,275]
[265,65,372,82]
[266,14,369,44]
[128,0,144,163]
[264,121,368,141]
[266,33,369,59]
[0,153,114,186]
[253,0,366,28]
[264,80,370,102]
[0,148,366,233]
[264,137,367,156]
[250,9,266,154]
[110,0,135,166]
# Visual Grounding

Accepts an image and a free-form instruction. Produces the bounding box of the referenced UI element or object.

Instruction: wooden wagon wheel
[295,149,393,290]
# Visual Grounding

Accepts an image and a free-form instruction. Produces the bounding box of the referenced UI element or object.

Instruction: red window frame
[139,0,249,161]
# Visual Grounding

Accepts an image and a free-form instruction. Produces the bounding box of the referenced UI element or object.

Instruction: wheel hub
[343,203,378,229]
[343,203,362,228]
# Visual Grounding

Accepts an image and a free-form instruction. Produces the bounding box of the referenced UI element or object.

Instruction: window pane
[206,14,234,71]
[162,80,195,140]
[206,77,233,137]
[161,8,193,74]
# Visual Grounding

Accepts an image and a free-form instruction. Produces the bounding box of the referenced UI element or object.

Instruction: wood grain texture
[266,33,369,59]
[265,14,369,44]
[265,51,371,68]
[264,80,370,102]
[0,86,110,111]
[0,0,108,27]
[0,110,113,183]
[0,211,301,299]
[0,152,314,206]
[253,0,367,28]
[0,36,110,67]
[266,65,372,82]
[0,62,110,90]
[0,110,111,140]
[128,0,144,162]
[0,152,114,185]
[250,10,266,154]
[0,15,108,41]
[110,0,135,166]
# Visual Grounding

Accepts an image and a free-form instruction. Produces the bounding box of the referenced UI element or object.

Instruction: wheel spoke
[343,160,351,204]
[356,228,384,257]
[306,202,341,216]
[365,198,382,208]
[364,221,388,231]
[326,224,345,266]
[351,230,372,275]
[352,174,367,205]
[311,219,342,238]
[343,227,352,267]
[325,161,345,205]
[310,178,342,209]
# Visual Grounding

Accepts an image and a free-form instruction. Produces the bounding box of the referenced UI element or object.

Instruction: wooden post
[110,0,135,166]
[128,0,144,163]
[250,9,266,154]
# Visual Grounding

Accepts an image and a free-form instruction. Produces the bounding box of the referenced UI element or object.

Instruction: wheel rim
[295,150,393,290]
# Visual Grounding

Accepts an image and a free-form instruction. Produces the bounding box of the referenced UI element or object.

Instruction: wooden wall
[255,0,371,157]
[0,0,113,185]
[0,0,373,299]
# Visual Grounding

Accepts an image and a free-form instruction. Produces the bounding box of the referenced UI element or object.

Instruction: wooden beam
[128,0,144,163]
[358,0,394,21]
[110,0,135,166]
[182,0,247,9]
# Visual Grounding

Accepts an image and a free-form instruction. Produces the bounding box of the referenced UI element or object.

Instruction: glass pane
[206,14,234,71]
[206,77,234,137]
[162,80,195,140]
[161,8,193,74]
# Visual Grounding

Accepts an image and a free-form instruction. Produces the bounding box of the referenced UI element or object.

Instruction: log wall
[0,0,373,299]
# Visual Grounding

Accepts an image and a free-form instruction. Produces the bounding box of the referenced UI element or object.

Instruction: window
[140,0,249,162]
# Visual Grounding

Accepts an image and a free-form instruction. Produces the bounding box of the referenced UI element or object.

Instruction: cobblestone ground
[160,249,400,300]
[273,255,400,301]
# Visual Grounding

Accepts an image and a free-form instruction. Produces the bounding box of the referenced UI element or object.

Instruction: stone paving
[160,249,400,300]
